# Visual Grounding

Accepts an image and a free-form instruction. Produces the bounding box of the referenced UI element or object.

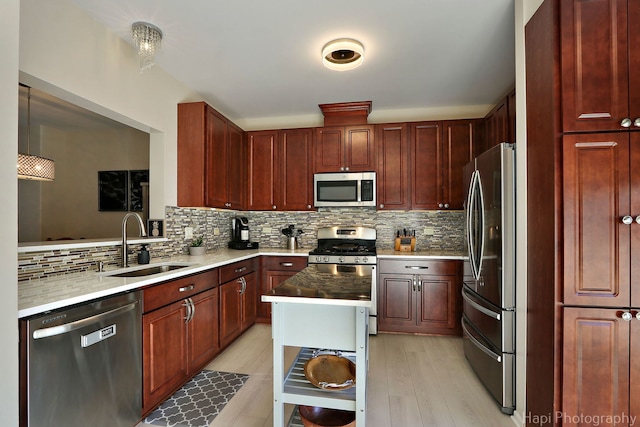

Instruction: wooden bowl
[303,354,356,390]
[299,406,356,427]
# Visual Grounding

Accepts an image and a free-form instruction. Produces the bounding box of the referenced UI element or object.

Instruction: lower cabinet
[142,269,220,415]
[219,259,258,349]
[562,307,640,422]
[378,259,462,335]
[258,256,308,323]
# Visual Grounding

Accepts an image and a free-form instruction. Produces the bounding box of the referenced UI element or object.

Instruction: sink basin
[101,263,194,278]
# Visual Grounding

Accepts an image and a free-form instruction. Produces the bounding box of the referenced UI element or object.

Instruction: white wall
[19,0,202,215]
[0,0,20,425]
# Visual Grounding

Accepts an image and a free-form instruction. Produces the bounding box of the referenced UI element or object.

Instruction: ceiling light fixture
[132,21,163,73]
[17,85,55,181]
[322,38,364,71]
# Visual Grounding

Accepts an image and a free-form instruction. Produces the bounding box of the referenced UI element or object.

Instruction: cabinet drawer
[143,269,219,313]
[264,256,308,271]
[219,258,257,283]
[378,259,459,276]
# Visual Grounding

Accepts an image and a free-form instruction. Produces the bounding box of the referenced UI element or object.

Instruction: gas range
[308,226,377,265]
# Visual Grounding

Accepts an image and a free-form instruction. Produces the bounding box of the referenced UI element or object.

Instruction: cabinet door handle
[417,278,422,292]
[634,118,640,128]
[280,262,293,267]
[237,278,243,293]
[622,215,634,225]
[235,266,247,273]
[412,275,417,291]
[621,118,632,128]
[379,204,384,209]
[242,277,247,294]
[179,284,194,292]
[183,299,193,323]
[636,312,640,321]
[635,216,640,225]
[405,266,429,270]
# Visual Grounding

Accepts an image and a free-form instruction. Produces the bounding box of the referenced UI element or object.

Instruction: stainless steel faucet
[121,212,147,267]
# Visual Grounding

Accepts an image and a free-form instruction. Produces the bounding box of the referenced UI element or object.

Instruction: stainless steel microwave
[314,172,376,207]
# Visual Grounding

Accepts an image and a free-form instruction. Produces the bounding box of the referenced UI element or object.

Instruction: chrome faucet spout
[121,213,147,267]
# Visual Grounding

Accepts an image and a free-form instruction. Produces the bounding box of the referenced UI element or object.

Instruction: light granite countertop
[18,248,309,319]
[18,247,465,318]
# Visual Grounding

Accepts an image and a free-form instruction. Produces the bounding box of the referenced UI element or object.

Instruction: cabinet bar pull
[179,285,194,292]
[280,262,293,267]
[235,266,247,273]
[405,266,429,270]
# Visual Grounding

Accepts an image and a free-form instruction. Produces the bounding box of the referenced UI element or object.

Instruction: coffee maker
[228,216,259,250]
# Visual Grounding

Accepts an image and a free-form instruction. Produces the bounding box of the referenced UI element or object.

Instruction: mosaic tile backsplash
[19,206,465,281]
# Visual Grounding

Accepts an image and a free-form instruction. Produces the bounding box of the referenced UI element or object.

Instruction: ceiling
[64,0,515,128]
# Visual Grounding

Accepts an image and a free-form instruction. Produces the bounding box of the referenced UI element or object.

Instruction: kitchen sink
[101,263,195,278]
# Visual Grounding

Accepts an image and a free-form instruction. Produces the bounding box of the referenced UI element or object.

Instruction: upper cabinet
[246,128,314,211]
[177,102,245,209]
[376,123,410,210]
[561,0,640,132]
[483,88,516,151]
[314,125,376,173]
[410,120,476,210]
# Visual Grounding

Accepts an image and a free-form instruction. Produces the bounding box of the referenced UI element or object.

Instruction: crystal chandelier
[17,85,55,181]
[131,22,163,73]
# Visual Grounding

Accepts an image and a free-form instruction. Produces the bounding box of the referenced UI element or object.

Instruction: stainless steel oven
[308,226,378,334]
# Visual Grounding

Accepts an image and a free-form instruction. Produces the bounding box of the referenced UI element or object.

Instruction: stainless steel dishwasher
[26,291,141,427]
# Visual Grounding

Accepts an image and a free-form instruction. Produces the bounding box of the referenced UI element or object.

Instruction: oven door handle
[462,287,501,320]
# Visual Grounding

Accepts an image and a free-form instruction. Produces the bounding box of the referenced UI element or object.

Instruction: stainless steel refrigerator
[462,142,515,415]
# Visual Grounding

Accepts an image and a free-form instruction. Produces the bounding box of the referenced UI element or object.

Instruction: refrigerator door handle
[462,287,501,320]
[466,170,478,278]
[462,317,502,362]
[466,170,485,281]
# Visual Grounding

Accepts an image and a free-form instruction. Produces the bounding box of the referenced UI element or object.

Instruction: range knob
[354,256,360,264]
[323,256,330,263]
[362,256,368,264]
[339,255,345,263]
[315,256,322,263]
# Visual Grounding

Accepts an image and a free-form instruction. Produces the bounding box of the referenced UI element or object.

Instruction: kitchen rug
[144,370,249,427]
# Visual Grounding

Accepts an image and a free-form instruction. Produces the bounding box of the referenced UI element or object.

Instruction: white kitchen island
[262,264,371,427]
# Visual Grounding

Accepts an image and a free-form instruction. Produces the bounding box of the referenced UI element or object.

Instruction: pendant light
[17,85,55,181]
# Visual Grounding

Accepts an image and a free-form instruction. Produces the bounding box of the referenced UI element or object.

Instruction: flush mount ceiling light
[322,38,364,71]
[131,21,163,73]
[17,85,55,181]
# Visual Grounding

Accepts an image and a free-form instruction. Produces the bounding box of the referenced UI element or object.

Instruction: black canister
[138,244,150,264]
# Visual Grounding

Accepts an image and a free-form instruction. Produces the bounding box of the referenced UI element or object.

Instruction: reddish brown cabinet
[219,259,257,349]
[376,123,410,210]
[142,270,219,415]
[177,101,244,209]
[246,131,277,210]
[258,256,308,323]
[314,125,375,172]
[410,120,476,210]
[562,307,639,423]
[246,128,314,211]
[561,0,640,132]
[562,132,640,307]
[377,259,461,335]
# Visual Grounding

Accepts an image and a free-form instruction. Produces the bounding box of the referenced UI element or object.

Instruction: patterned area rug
[144,370,249,427]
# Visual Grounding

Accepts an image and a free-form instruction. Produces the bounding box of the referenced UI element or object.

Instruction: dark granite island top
[261,264,372,307]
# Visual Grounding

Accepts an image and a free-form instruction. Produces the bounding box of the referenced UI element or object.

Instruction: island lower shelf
[283,348,358,410]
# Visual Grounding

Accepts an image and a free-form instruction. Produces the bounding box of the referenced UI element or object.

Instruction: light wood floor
[137,324,517,427]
